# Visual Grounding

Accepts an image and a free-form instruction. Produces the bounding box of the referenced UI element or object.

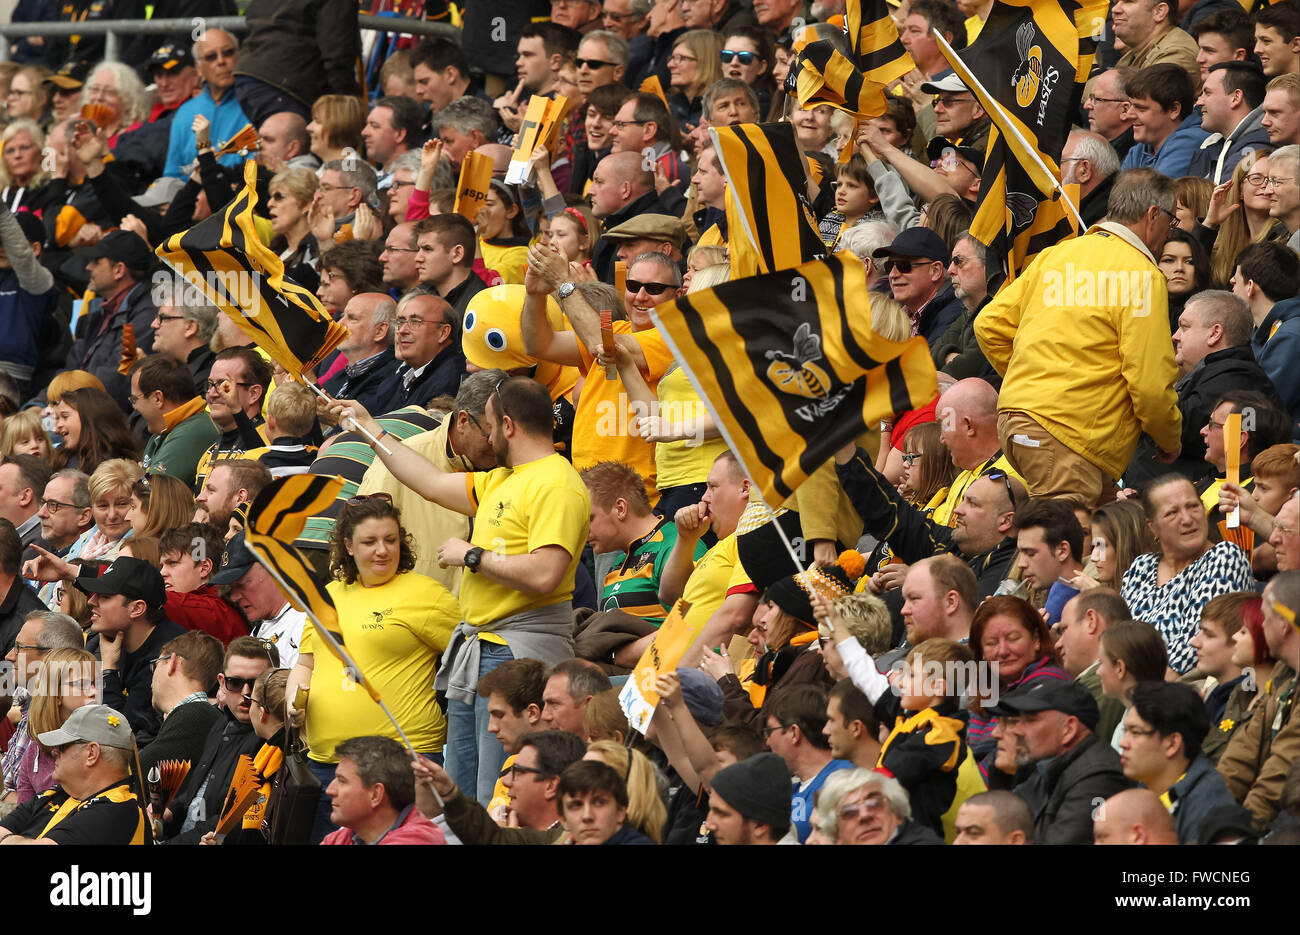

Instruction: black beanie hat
[709,753,792,834]
[766,562,854,627]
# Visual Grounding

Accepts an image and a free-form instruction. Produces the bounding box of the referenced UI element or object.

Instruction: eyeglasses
[222,674,258,694]
[149,652,179,673]
[207,379,250,393]
[466,410,491,440]
[839,793,888,820]
[316,182,356,194]
[383,244,419,254]
[41,498,81,514]
[54,741,89,759]
[881,257,936,275]
[575,58,619,70]
[154,312,186,323]
[1086,94,1126,105]
[389,179,416,190]
[346,492,394,506]
[1265,177,1294,188]
[611,118,649,130]
[13,641,45,653]
[1158,206,1179,229]
[719,50,759,65]
[625,278,675,296]
[901,452,923,467]
[1244,173,1267,187]
[935,94,975,108]
[949,254,973,269]
[394,315,448,330]
[6,88,34,97]
[761,724,789,739]
[668,53,698,65]
[502,763,549,779]
[201,48,237,63]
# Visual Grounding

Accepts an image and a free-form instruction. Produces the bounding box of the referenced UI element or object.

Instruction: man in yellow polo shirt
[333,377,590,806]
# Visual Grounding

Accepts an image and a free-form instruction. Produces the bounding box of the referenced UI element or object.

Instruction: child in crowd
[248,383,319,477]
[819,155,882,249]
[158,523,248,644]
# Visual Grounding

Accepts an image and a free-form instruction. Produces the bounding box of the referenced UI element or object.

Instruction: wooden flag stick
[600,308,617,380]
[1224,413,1242,529]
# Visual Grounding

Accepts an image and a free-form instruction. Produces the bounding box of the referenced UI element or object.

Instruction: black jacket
[931,295,998,385]
[234,0,362,108]
[374,344,465,414]
[995,733,1135,845]
[186,344,217,397]
[591,188,688,283]
[1125,343,1282,488]
[0,575,45,659]
[917,284,965,361]
[139,698,223,776]
[834,449,1016,598]
[443,270,489,323]
[888,819,945,845]
[97,618,187,748]
[1079,174,1115,228]
[161,709,263,844]
[65,280,159,412]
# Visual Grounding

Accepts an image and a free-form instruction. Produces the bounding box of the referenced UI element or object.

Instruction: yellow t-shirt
[653,366,729,489]
[681,532,754,634]
[479,239,529,284]
[573,321,675,503]
[304,571,460,763]
[460,453,591,629]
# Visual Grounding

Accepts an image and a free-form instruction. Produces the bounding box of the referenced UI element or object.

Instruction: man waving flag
[790,0,914,117]
[934,0,1108,277]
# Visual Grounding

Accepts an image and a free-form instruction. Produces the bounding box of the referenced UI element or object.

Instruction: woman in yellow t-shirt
[476,180,531,285]
[287,494,459,819]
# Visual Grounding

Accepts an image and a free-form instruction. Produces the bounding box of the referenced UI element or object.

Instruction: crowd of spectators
[0,0,1296,847]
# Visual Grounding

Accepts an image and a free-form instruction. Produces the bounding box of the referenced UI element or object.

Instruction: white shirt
[252,602,305,669]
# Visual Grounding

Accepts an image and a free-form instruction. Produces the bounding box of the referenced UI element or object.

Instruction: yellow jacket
[975,222,1181,479]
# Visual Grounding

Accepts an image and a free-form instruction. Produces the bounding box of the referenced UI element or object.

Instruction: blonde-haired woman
[1204,153,1286,287]
[582,740,666,844]
[6,646,98,803]
[307,95,366,164]
[667,29,723,130]
[268,167,320,273]
[0,118,51,214]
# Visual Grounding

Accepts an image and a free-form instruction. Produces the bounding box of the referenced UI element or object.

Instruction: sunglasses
[881,258,936,274]
[719,50,759,65]
[575,58,618,70]
[625,279,675,296]
[222,674,258,694]
[984,469,1016,510]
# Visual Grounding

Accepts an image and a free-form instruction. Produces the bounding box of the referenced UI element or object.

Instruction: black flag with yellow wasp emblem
[156,160,348,377]
[650,252,938,504]
[935,0,1108,277]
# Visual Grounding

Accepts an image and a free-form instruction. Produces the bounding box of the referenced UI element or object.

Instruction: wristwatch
[557,281,577,300]
[464,546,485,573]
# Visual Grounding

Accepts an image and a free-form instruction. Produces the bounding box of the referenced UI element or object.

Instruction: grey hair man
[813,769,943,844]
[1062,129,1121,226]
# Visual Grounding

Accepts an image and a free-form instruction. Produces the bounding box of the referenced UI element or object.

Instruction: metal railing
[0,14,458,63]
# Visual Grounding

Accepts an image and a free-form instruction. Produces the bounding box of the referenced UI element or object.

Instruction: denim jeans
[234,75,311,128]
[443,641,515,805]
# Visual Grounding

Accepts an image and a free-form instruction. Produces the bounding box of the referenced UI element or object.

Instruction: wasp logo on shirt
[764,322,831,401]
[364,608,392,629]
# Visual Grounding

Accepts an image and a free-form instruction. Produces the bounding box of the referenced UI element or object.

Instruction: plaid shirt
[164,692,211,721]
[1,707,30,794]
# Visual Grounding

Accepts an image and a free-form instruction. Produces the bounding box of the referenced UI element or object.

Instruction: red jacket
[164,585,248,645]
[320,806,446,845]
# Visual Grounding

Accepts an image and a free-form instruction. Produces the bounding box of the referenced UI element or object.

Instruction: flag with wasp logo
[243,474,381,703]
[650,252,938,503]
[789,0,914,116]
[155,160,348,376]
[935,0,1108,277]
[712,122,826,278]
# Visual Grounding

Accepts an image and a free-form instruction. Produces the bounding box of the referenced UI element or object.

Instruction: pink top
[16,740,54,804]
[320,805,446,845]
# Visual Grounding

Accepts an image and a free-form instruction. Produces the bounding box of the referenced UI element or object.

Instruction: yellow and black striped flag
[712,122,826,278]
[935,0,1107,277]
[846,0,914,87]
[244,474,381,703]
[155,160,348,377]
[650,252,938,503]
[789,0,914,115]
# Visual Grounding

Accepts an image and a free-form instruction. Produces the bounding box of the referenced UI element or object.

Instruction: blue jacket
[164,87,252,180]
[1121,113,1210,179]
[1167,754,1236,844]
[1253,296,1300,429]
[1186,107,1273,184]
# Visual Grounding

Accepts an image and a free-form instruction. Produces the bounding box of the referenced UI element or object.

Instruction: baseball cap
[147,42,194,75]
[602,213,688,250]
[871,227,952,265]
[926,136,984,170]
[675,667,725,726]
[987,679,1100,731]
[920,72,969,95]
[209,530,256,586]
[38,704,135,750]
[78,556,166,608]
[45,61,89,92]
[81,230,154,271]
[134,176,185,209]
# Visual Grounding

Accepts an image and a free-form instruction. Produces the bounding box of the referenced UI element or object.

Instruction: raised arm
[328,399,474,515]
[658,501,710,606]
[521,244,583,365]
